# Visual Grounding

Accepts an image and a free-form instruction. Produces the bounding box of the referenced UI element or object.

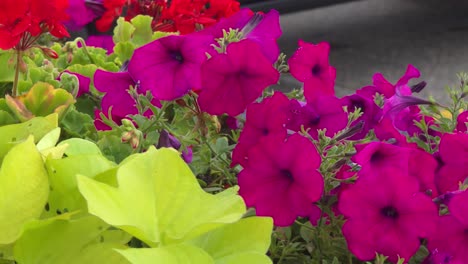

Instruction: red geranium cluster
[125,0,240,34]
[0,0,70,50]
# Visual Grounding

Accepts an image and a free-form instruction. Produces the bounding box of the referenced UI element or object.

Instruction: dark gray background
[269,0,468,102]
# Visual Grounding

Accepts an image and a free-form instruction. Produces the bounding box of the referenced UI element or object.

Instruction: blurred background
[245,0,468,102]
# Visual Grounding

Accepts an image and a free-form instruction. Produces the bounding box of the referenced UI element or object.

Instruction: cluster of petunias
[85,4,468,262]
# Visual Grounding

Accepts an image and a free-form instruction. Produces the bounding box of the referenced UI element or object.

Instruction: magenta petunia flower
[231,92,289,167]
[455,111,468,132]
[339,167,438,262]
[357,64,420,99]
[85,35,114,54]
[288,41,336,102]
[434,133,468,194]
[427,190,468,264]
[93,70,160,130]
[341,93,382,140]
[198,39,280,116]
[128,34,212,101]
[65,0,98,31]
[199,9,282,63]
[238,133,324,226]
[286,96,347,139]
[157,129,192,163]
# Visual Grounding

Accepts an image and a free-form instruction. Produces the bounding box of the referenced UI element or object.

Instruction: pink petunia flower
[455,111,468,132]
[434,133,468,194]
[427,190,468,264]
[285,96,348,139]
[129,34,213,101]
[238,133,324,226]
[341,93,382,140]
[339,167,438,262]
[231,92,289,167]
[288,41,336,102]
[198,39,280,116]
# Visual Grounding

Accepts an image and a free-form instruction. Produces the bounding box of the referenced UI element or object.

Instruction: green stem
[12,49,22,96]
[75,38,95,64]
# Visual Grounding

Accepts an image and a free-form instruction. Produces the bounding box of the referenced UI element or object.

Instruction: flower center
[280,169,294,180]
[170,51,184,63]
[309,115,320,126]
[312,64,322,76]
[380,206,399,219]
[370,151,384,163]
[262,128,269,135]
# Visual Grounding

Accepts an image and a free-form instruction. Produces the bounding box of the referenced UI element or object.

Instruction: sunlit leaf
[116,245,214,264]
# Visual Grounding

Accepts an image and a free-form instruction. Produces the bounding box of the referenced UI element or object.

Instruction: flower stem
[75,38,95,64]
[12,49,22,96]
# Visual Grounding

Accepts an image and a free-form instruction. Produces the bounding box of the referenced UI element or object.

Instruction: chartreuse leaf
[116,245,214,264]
[45,152,115,214]
[36,127,61,151]
[13,215,130,264]
[113,17,136,44]
[5,82,75,122]
[0,114,57,163]
[187,217,273,264]
[58,138,102,156]
[0,52,15,82]
[130,15,154,46]
[0,137,49,244]
[77,147,246,246]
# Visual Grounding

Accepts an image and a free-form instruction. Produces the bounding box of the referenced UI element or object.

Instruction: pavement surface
[276,0,468,102]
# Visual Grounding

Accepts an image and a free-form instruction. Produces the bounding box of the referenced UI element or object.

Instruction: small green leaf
[130,15,154,46]
[116,245,214,264]
[36,127,61,151]
[114,42,136,63]
[0,137,49,244]
[77,147,246,246]
[113,18,136,43]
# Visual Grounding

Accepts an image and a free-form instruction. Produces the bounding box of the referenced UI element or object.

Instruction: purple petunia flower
[288,41,336,102]
[455,111,468,132]
[199,8,282,63]
[285,96,348,139]
[65,0,99,31]
[427,190,468,264]
[231,91,289,167]
[157,129,193,163]
[339,167,438,262]
[85,35,115,54]
[238,133,324,226]
[341,93,382,140]
[128,34,213,101]
[434,133,468,195]
[198,39,280,116]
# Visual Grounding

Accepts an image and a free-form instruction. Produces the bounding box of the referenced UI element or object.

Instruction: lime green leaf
[13,215,129,264]
[117,245,214,264]
[5,82,75,121]
[113,17,136,44]
[77,147,246,246]
[46,154,115,213]
[114,42,136,63]
[130,15,154,46]
[58,138,102,156]
[36,127,61,151]
[0,52,15,82]
[0,114,57,163]
[0,137,49,244]
[187,217,273,264]
[152,31,178,40]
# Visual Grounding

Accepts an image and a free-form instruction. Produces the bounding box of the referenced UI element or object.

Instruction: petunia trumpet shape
[288,41,336,102]
[238,133,324,226]
[339,167,438,262]
[198,39,280,116]
[427,190,468,264]
[128,34,213,101]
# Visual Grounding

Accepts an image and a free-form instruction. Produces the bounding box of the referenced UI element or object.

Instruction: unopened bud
[40,47,59,59]
[121,131,133,142]
[130,136,139,149]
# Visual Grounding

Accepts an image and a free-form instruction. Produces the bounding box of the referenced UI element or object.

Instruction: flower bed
[0,0,467,263]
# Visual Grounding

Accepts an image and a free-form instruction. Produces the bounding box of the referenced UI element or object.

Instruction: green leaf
[36,127,61,151]
[113,17,136,44]
[13,215,130,264]
[187,217,273,264]
[0,114,57,164]
[0,137,49,244]
[114,42,136,63]
[58,138,102,156]
[60,106,95,139]
[0,52,15,82]
[130,15,154,46]
[77,147,246,246]
[46,153,115,214]
[116,245,214,264]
